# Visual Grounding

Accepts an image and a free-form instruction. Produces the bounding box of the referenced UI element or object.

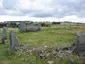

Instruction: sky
[0,0,85,22]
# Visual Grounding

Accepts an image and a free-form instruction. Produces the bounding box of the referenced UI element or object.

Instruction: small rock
[47,61,54,64]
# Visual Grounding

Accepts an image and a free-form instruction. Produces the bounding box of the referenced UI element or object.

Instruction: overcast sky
[0,0,85,22]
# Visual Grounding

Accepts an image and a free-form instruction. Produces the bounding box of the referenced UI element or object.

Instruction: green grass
[0,24,85,64]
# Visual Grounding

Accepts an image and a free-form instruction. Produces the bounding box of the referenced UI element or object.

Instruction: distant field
[0,24,85,64]
[14,24,85,47]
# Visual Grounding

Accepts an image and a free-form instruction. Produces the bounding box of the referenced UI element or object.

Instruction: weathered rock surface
[26,26,41,32]
[72,33,85,55]
[10,31,20,50]
[19,22,26,32]
[1,27,7,44]
[19,22,41,32]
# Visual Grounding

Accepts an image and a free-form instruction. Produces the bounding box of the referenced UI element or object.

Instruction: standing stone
[68,60,73,64]
[76,33,85,44]
[19,22,26,32]
[1,27,7,44]
[72,33,85,55]
[10,31,20,50]
[19,22,41,32]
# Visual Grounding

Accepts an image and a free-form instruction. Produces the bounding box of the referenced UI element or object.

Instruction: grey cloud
[33,12,53,17]
[53,0,85,18]
[3,0,17,9]
[30,0,85,18]
[0,7,6,15]
[1,0,85,18]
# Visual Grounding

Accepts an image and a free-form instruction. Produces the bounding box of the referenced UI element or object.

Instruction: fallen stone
[26,25,41,32]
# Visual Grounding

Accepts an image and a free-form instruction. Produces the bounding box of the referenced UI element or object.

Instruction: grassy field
[0,24,85,64]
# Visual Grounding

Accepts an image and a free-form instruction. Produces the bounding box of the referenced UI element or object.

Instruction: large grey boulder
[73,43,85,55]
[72,33,85,55]
[1,27,7,44]
[26,25,41,32]
[19,22,26,32]
[76,33,85,44]
[19,22,41,32]
[10,31,20,50]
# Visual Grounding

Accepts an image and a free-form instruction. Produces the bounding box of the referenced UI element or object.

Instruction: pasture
[0,24,85,64]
